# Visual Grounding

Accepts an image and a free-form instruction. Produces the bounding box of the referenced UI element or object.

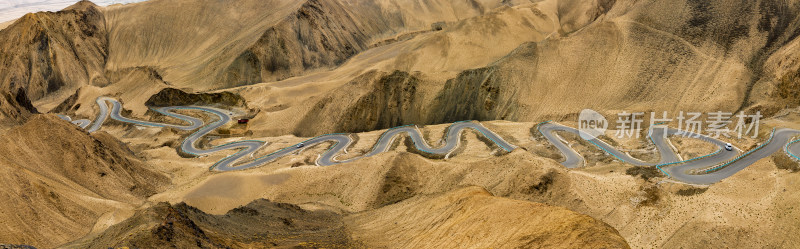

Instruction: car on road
[296,142,305,148]
[725,143,733,151]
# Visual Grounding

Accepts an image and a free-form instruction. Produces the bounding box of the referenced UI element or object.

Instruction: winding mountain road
[60,97,800,184]
[62,97,516,171]
[538,121,799,184]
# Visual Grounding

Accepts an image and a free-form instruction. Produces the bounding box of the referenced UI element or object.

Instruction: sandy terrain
[0,115,169,247]
[1,0,800,247]
[88,117,796,248]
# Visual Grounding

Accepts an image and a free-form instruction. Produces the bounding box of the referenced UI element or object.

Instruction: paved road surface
[65,97,516,171]
[538,121,798,184]
[61,97,800,184]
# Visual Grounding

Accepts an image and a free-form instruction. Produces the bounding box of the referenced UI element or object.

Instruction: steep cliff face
[293,64,524,136]
[220,0,393,87]
[0,88,38,127]
[752,1,800,114]
[331,71,424,133]
[428,63,526,124]
[144,88,248,108]
[293,70,431,136]
[0,0,108,124]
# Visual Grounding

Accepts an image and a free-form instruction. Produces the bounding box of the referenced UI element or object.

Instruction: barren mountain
[1,0,800,248]
[66,198,359,248]
[100,0,514,90]
[286,0,800,136]
[0,1,108,125]
[68,187,629,248]
[158,120,800,248]
[0,114,169,247]
[346,186,629,248]
[5,0,800,130]
[202,0,800,138]
[422,0,800,121]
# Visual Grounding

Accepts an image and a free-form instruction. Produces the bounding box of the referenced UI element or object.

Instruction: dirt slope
[5,0,800,129]
[2,0,800,248]
[275,0,800,136]
[66,199,358,248]
[0,1,107,125]
[129,119,800,248]
[67,187,628,248]
[347,186,629,249]
[102,0,511,90]
[10,0,527,124]
[0,114,169,247]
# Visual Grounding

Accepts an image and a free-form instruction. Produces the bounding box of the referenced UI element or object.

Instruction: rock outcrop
[220,0,386,86]
[66,199,358,248]
[0,1,108,124]
[145,88,248,108]
[68,187,629,249]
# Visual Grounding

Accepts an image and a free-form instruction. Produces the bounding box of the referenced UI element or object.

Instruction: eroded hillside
[290,0,800,135]
[0,115,169,247]
[0,1,107,125]
[1,0,800,248]
[68,187,629,248]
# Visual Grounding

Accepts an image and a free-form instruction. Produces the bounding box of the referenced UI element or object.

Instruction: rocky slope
[219,0,386,86]
[0,0,107,125]
[347,186,629,248]
[288,0,800,135]
[66,199,358,248]
[0,88,38,128]
[2,0,800,248]
[0,114,169,247]
[144,88,248,108]
[292,70,430,136]
[68,187,629,248]
[5,0,800,130]
[102,0,510,90]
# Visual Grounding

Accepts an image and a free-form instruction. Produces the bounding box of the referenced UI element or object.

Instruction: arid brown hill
[67,187,629,249]
[102,0,508,89]
[66,199,360,248]
[289,0,800,136]
[0,1,108,125]
[4,0,800,133]
[144,88,248,108]
[0,114,169,248]
[0,0,517,125]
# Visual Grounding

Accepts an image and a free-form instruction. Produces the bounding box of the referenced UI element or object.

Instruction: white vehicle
[296,142,305,148]
[725,143,733,151]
